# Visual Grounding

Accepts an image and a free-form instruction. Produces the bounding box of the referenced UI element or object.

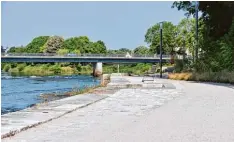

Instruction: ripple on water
[1,74,100,115]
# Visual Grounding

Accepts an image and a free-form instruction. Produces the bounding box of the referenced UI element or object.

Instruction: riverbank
[3,75,234,142]
[1,74,184,140]
[1,73,101,115]
[1,73,113,139]
[1,62,155,76]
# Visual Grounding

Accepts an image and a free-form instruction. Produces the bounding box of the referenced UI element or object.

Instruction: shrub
[174,59,184,73]
[49,65,61,74]
[3,64,11,72]
[169,71,234,84]
[9,68,19,73]
[61,67,75,74]
[57,49,69,55]
[17,63,27,72]
[76,63,82,72]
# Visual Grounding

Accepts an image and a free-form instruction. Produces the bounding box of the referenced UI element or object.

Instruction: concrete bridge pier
[93,62,102,77]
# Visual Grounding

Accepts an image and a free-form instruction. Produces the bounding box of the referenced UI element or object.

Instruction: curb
[1,95,108,139]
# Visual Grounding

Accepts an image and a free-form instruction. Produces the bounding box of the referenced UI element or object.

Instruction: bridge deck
[1,55,172,63]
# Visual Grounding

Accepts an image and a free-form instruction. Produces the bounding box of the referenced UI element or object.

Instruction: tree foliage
[107,48,132,54]
[7,46,26,53]
[8,35,107,55]
[57,49,69,55]
[172,1,234,39]
[145,22,177,54]
[175,18,195,54]
[44,36,64,53]
[173,1,234,72]
[133,46,149,55]
[62,36,107,54]
[62,36,90,53]
[25,36,50,53]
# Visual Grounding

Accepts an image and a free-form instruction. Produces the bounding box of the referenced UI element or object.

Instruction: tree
[57,49,69,55]
[73,49,81,55]
[96,40,107,54]
[172,1,234,39]
[119,48,131,54]
[173,1,234,72]
[133,46,149,55]
[7,46,26,53]
[44,36,64,53]
[218,18,234,70]
[25,36,50,53]
[62,36,90,53]
[145,22,177,54]
[107,48,132,55]
[175,18,196,55]
[88,40,107,54]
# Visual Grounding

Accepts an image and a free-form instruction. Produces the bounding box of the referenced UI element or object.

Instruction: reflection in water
[1,72,100,115]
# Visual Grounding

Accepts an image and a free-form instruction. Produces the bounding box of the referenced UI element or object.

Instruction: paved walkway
[3,76,234,142]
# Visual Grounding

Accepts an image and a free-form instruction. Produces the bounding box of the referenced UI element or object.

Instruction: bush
[57,49,69,55]
[9,68,19,73]
[169,71,234,84]
[17,63,27,72]
[76,63,82,72]
[3,64,11,72]
[61,67,76,74]
[40,64,50,70]
[1,63,6,70]
[174,59,184,73]
[49,65,61,74]
[168,73,192,80]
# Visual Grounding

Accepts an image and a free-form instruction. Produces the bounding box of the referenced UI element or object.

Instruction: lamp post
[195,1,199,61]
[159,22,163,78]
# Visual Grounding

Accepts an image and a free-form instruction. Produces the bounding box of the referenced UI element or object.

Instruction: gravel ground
[3,78,234,142]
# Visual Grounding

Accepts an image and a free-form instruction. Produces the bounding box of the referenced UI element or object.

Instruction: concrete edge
[1,95,108,139]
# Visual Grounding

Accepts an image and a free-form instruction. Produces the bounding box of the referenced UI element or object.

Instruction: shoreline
[1,74,110,115]
[1,74,113,139]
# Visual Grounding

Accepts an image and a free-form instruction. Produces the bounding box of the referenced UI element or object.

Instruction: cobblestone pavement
[3,86,184,142]
[3,77,234,142]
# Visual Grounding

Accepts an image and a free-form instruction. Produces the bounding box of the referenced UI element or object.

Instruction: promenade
[2,75,234,142]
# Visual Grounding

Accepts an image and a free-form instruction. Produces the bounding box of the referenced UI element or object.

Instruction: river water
[1,72,100,115]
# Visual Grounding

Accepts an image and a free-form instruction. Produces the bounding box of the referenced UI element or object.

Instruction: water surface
[1,73,100,114]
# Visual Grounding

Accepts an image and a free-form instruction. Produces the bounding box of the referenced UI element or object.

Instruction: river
[1,72,100,115]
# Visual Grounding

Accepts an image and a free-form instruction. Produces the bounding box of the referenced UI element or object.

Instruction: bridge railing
[2,53,194,59]
[2,53,173,58]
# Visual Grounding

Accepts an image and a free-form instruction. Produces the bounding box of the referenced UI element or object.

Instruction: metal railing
[1,53,193,59]
[2,53,172,58]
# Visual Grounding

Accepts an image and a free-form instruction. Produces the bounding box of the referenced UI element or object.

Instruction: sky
[1,1,186,50]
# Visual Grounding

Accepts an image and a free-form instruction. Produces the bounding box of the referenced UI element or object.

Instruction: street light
[159,22,163,78]
[195,1,199,62]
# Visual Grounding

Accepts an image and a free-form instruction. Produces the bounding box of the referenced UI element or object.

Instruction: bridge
[1,53,176,76]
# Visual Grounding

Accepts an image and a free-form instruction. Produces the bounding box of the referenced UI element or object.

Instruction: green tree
[172,1,234,39]
[57,49,69,55]
[145,22,177,54]
[133,46,149,55]
[119,48,131,54]
[7,46,26,53]
[62,36,90,53]
[88,40,107,54]
[25,36,50,53]
[175,18,196,55]
[173,1,234,72]
[73,49,81,55]
[107,48,132,55]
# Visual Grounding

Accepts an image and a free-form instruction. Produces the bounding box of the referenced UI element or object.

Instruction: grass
[168,71,234,84]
